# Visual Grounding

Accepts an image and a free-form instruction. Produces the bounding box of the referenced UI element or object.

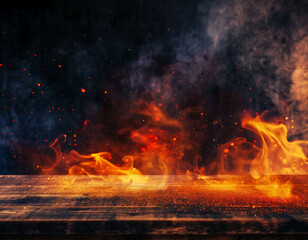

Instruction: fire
[241,114,308,198]
[42,100,190,178]
[126,101,188,175]
[40,103,307,198]
[242,114,308,178]
[67,152,141,175]
[196,113,308,198]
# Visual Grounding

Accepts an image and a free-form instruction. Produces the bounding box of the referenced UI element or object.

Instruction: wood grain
[0,175,307,235]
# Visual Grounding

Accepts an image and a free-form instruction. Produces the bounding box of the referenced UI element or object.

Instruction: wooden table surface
[0,175,307,235]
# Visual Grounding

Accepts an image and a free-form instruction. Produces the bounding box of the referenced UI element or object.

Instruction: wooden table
[0,175,307,237]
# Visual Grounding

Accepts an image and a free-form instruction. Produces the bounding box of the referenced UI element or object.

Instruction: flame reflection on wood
[0,175,307,234]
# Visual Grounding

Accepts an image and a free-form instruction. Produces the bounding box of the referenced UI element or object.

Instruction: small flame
[67,152,140,175]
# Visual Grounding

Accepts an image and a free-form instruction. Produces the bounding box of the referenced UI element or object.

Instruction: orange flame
[67,152,141,175]
[40,105,307,198]
[242,114,308,178]
[42,100,192,178]
[196,113,308,198]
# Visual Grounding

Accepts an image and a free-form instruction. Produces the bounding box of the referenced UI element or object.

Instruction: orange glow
[67,151,141,176]
[41,105,307,198]
[199,113,308,198]
[242,114,308,178]
[42,101,190,179]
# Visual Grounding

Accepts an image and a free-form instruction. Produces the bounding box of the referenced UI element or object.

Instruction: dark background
[0,0,307,174]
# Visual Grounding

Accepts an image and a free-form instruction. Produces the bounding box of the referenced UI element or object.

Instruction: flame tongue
[43,112,308,179]
[242,115,308,178]
[39,106,308,199]
[67,151,141,175]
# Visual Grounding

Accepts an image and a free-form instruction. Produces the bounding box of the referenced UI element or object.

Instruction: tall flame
[242,114,308,178]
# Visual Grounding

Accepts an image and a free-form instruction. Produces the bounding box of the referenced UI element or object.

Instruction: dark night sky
[0,0,307,174]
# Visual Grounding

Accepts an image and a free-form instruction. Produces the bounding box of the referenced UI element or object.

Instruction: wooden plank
[0,175,307,235]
